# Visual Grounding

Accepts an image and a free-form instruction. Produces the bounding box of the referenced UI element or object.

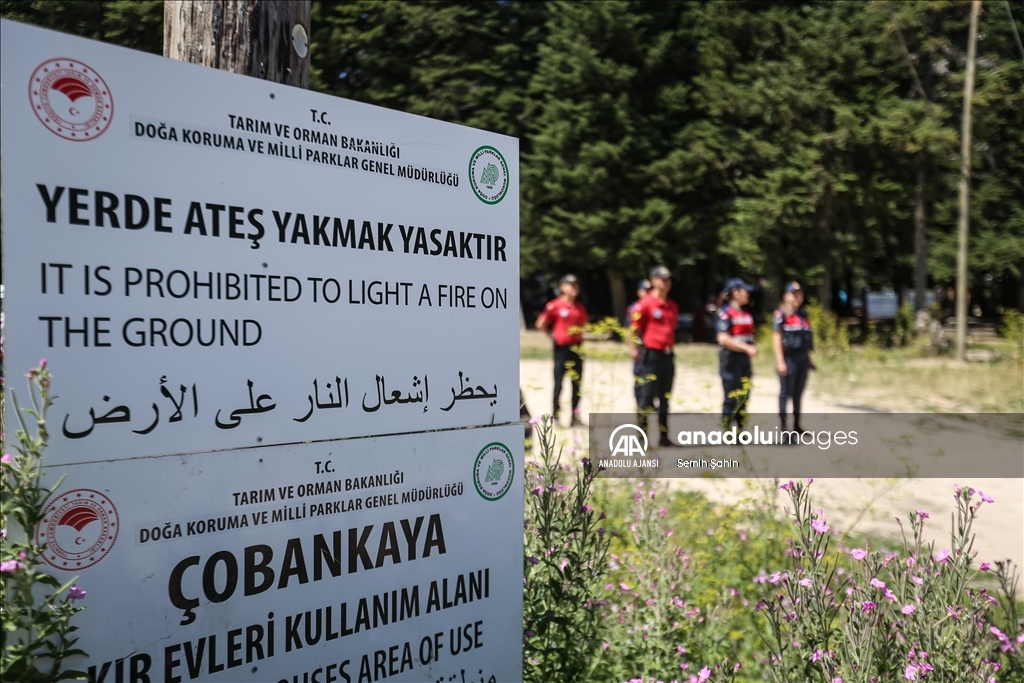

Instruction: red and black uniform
[717,304,755,424]
[630,295,679,437]
[774,306,813,429]
[538,297,589,418]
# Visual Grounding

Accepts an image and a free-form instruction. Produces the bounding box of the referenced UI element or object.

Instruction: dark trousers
[636,348,674,436]
[779,351,810,429]
[720,349,752,427]
[553,344,583,417]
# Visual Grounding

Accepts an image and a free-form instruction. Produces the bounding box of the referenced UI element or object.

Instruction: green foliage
[806,303,850,356]
[591,481,791,682]
[0,0,162,54]
[757,480,1023,682]
[1001,308,1024,362]
[1,363,88,681]
[893,303,916,347]
[523,417,610,683]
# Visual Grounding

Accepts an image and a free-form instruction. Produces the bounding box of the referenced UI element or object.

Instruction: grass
[791,342,1024,413]
[523,331,1024,413]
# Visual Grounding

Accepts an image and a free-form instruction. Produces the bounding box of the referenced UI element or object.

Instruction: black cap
[560,274,579,285]
[723,277,754,293]
[637,279,652,291]
[649,265,671,280]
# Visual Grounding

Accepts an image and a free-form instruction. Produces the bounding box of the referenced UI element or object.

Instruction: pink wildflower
[901,605,916,615]
[915,509,929,519]
[979,562,991,571]
[935,548,950,563]
[850,548,867,561]
[0,453,11,465]
[862,601,876,612]
[67,585,87,601]
[870,577,886,590]
[811,517,829,534]
[978,490,994,504]
[779,481,794,491]
[911,576,923,585]
[904,664,919,681]
[697,667,711,682]
[0,559,23,573]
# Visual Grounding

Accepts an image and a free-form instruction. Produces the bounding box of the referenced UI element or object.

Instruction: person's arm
[773,330,787,375]
[535,306,550,332]
[716,331,758,356]
[628,306,645,360]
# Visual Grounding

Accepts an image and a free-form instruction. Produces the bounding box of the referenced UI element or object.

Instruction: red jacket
[538,297,589,345]
[630,295,679,351]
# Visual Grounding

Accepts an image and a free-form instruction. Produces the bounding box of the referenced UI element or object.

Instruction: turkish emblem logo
[29,58,114,141]
[36,489,119,570]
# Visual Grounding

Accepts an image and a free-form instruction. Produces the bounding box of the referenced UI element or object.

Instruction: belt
[644,346,673,355]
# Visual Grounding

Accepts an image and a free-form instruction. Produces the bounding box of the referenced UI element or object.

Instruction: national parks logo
[468,145,509,205]
[473,442,514,501]
[29,58,114,141]
[36,489,119,570]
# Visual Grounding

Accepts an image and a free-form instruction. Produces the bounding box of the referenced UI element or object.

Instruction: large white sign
[1,19,520,466]
[36,426,524,683]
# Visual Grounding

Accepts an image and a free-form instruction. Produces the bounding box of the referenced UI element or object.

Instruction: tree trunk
[607,269,626,325]
[1019,257,1024,313]
[956,0,981,360]
[913,153,928,312]
[164,0,310,89]
[818,181,834,310]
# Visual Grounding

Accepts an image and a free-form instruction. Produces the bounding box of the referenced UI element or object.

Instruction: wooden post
[955,0,981,361]
[163,0,310,89]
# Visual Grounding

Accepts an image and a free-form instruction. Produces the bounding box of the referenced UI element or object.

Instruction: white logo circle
[468,146,509,205]
[473,442,514,501]
[609,424,648,457]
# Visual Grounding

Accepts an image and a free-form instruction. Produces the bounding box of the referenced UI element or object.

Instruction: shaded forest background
[2,0,1023,320]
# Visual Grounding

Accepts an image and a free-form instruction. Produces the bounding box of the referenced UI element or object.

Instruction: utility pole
[163,0,311,89]
[955,0,981,361]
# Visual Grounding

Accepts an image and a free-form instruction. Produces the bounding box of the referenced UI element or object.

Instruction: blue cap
[637,279,652,291]
[784,281,802,293]
[724,277,754,293]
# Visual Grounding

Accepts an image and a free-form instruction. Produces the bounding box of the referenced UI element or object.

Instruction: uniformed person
[536,274,589,426]
[626,279,652,407]
[772,281,815,432]
[629,266,678,447]
[716,278,757,427]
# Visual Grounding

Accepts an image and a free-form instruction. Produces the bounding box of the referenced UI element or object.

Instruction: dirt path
[519,336,1023,579]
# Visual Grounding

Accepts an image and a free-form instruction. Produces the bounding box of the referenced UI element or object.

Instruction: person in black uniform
[716,278,757,428]
[772,281,815,432]
[630,266,679,447]
[626,279,652,407]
